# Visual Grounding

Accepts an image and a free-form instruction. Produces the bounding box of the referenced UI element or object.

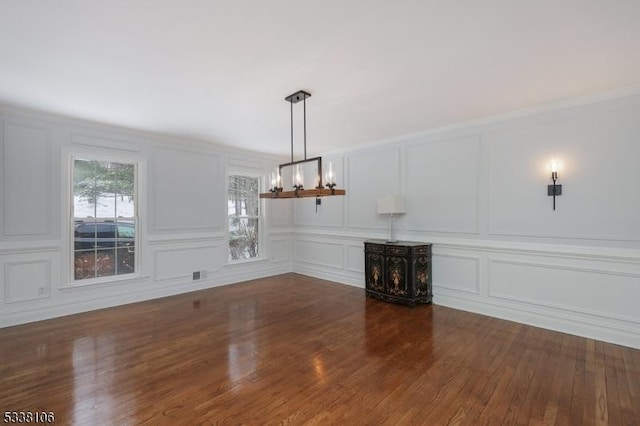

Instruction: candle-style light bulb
[294,165,303,188]
[328,161,334,185]
[549,161,559,181]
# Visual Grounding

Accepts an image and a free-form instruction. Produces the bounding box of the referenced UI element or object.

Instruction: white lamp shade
[377,194,406,214]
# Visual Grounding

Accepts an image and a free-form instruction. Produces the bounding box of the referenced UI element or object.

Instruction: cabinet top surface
[364,240,431,247]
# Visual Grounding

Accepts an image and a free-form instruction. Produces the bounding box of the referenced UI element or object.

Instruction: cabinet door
[386,255,409,297]
[365,251,385,293]
[413,255,430,297]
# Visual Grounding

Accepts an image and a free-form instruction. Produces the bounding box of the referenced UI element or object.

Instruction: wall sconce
[378,194,406,242]
[547,161,562,210]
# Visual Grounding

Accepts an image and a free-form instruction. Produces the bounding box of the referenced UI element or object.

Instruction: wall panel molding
[0,241,61,255]
[153,244,222,282]
[3,122,51,237]
[228,156,264,169]
[346,244,365,273]
[346,148,401,230]
[293,239,344,269]
[432,253,480,295]
[487,258,640,325]
[267,237,290,263]
[404,135,480,234]
[4,260,51,303]
[147,232,225,246]
[71,132,140,152]
[152,147,224,232]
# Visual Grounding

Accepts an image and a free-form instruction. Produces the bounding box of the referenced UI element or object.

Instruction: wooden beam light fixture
[260,90,346,199]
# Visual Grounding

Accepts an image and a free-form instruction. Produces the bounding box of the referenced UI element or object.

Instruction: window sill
[61,274,151,291]
[225,257,270,267]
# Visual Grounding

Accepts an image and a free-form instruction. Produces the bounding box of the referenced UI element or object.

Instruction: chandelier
[259,90,346,199]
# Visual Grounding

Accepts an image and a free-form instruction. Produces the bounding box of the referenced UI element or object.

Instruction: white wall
[0,105,293,327]
[291,90,640,349]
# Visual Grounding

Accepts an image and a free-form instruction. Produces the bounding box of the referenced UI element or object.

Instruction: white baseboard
[434,290,640,350]
[293,263,364,288]
[0,265,290,328]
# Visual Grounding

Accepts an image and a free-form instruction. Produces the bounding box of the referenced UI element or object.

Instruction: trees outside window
[228,175,261,261]
[72,159,137,281]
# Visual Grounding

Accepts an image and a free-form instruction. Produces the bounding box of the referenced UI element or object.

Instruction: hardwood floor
[1,273,639,425]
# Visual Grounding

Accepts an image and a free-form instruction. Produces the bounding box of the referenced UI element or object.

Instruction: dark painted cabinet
[364,240,432,306]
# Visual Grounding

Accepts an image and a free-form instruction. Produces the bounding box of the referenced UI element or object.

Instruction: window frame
[66,151,142,286]
[226,171,264,264]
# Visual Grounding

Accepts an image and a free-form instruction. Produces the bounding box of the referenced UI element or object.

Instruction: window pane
[117,223,135,238]
[95,249,116,277]
[114,163,135,218]
[228,175,260,261]
[228,175,259,217]
[74,250,96,280]
[74,220,96,239]
[74,159,135,219]
[229,216,259,261]
[73,158,136,282]
[116,246,135,275]
[74,160,99,218]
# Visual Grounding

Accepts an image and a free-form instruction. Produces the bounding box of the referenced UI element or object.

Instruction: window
[228,175,261,261]
[72,158,137,282]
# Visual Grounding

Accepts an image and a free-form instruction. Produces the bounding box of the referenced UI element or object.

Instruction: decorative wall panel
[3,123,50,236]
[405,136,479,234]
[488,258,640,323]
[4,260,51,303]
[432,253,480,294]
[153,245,221,282]
[294,239,344,268]
[346,244,365,273]
[153,148,223,232]
[347,148,400,229]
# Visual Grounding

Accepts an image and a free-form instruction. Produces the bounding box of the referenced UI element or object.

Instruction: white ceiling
[1,1,639,157]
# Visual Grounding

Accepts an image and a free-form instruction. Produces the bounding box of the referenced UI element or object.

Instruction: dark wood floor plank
[593,340,611,425]
[1,273,639,425]
[569,336,587,423]
[601,343,621,426]
[621,345,640,426]
[552,334,580,426]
